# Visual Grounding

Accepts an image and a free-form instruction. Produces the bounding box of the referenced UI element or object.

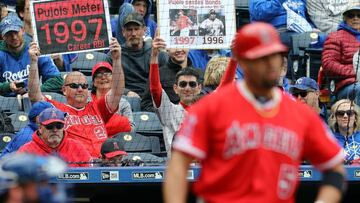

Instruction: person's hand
[109,37,121,60]
[126,91,140,98]
[10,81,26,94]
[28,42,40,62]
[151,30,166,57]
[51,54,64,68]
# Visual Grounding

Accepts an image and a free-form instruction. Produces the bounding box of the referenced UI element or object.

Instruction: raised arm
[150,34,166,108]
[106,38,124,112]
[28,42,44,102]
[217,58,237,89]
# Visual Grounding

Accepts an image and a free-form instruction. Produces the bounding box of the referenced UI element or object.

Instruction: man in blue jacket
[0,13,61,96]
[0,101,53,156]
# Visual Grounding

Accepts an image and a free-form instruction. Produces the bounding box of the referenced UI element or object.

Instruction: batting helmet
[231,22,288,60]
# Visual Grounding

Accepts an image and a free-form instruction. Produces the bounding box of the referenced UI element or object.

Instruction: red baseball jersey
[18,131,92,167]
[45,95,115,158]
[173,81,343,203]
[176,15,191,29]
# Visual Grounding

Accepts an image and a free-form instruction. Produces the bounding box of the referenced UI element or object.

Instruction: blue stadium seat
[0,96,21,114]
[0,132,15,153]
[114,132,161,153]
[70,51,108,76]
[133,111,162,134]
[127,152,167,166]
[9,111,29,133]
[43,92,67,104]
[123,96,141,112]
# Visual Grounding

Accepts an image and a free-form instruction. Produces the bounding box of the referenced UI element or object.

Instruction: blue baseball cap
[38,107,66,125]
[290,77,319,92]
[28,101,54,122]
[0,13,23,36]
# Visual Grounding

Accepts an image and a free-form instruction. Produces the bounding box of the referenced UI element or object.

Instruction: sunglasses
[292,91,309,98]
[346,13,360,19]
[65,83,89,89]
[44,122,64,130]
[335,110,355,117]
[178,81,198,88]
[95,72,112,78]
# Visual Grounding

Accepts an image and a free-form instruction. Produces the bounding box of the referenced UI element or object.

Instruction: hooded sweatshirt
[120,40,168,96]
[116,0,157,45]
[0,37,61,96]
[18,131,92,167]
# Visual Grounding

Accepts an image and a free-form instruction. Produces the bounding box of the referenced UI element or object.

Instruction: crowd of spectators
[0,0,358,170]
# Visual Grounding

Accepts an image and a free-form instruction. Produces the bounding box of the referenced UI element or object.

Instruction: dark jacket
[322,22,360,92]
[120,40,168,96]
[141,59,203,112]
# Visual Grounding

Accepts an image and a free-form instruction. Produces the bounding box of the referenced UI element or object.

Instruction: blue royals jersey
[334,131,360,162]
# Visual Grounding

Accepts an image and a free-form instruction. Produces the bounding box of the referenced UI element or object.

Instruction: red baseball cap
[101,138,128,159]
[231,22,288,60]
[91,62,113,78]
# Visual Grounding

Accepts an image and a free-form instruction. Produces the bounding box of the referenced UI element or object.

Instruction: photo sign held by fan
[30,0,112,56]
[158,0,236,49]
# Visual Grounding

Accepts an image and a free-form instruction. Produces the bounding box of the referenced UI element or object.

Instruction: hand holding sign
[151,29,166,58]
[109,38,121,60]
[29,41,41,62]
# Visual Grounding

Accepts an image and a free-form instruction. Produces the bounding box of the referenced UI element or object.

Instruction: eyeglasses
[292,91,309,98]
[346,13,360,19]
[65,83,89,89]
[335,110,355,117]
[95,72,112,78]
[178,81,198,88]
[44,123,64,130]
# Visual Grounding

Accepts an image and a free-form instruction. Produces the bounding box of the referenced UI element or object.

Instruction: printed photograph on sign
[158,0,236,49]
[30,0,112,55]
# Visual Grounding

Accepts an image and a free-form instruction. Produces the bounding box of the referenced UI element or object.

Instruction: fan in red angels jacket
[18,107,91,167]
[164,22,346,203]
[27,38,124,158]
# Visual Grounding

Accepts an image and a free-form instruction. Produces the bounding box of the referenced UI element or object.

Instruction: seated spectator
[141,48,203,112]
[290,77,328,122]
[150,36,202,157]
[328,99,360,164]
[18,107,92,167]
[91,61,134,134]
[200,57,230,95]
[116,0,156,44]
[278,56,290,92]
[100,138,128,167]
[322,4,360,104]
[249,0,315,47]
[1,101,53,156]
[307,0,357,34]
[0,13,61,96]
[0,2,8,21]
[0,153,67,203]
[27,38,124,158]
[114,13,167,98]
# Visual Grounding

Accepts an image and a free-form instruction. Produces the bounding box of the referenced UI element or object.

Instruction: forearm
[163,151,191,203]
[218,58,237,89]
[316,163,346,203]
[150,64,162,108]
[28,61,43,102]
[107,58,124,111]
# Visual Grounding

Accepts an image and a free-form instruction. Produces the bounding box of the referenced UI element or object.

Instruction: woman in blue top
[328,99,360,164]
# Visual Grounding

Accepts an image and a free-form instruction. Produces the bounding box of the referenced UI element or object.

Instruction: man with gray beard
[116,12,168,98]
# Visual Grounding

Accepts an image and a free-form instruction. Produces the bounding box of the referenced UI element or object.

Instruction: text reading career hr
[36,3,102,19]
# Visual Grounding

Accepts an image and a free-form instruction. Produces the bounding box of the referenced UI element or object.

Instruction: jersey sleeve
[172,98,211,160]
[96,93,117,123]
[302,110,344,171]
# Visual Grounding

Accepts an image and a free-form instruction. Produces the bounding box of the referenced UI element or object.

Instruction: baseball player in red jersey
[171,10,193,36]
[164,22,346,203]
[27,38,124,158]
